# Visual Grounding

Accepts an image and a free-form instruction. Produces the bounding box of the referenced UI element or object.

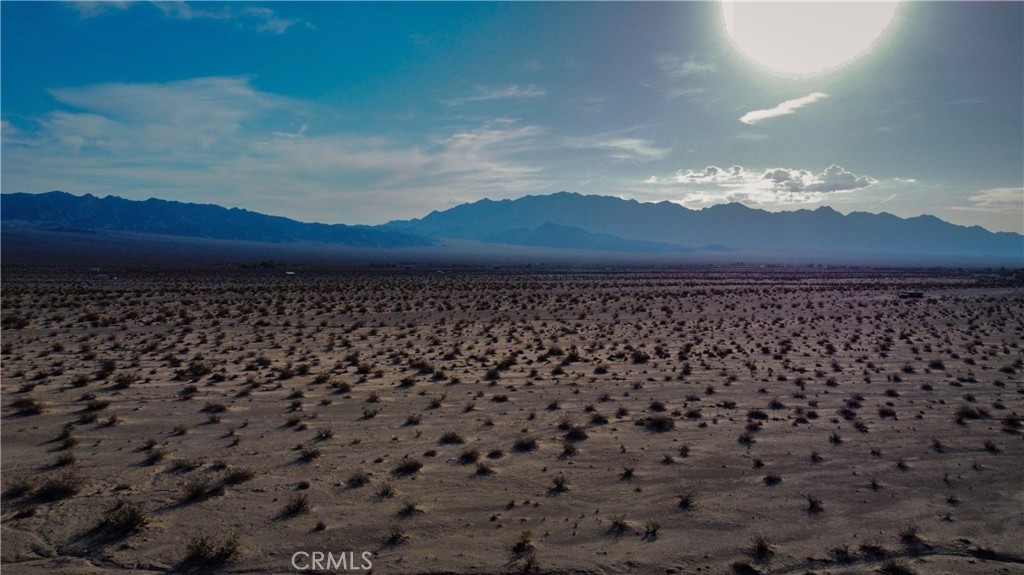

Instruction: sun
[723,1,900,76]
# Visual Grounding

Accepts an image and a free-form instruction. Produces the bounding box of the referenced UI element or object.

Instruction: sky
[2,1,1022,233]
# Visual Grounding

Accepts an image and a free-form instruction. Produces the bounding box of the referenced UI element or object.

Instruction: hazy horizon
[2,2,1022,233]
[7,188,1023,238]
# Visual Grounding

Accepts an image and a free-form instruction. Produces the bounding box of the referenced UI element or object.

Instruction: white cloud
[44,77,285,153]
[675,164,748,184]
[153,2,306,34]
[949,187,1023,214]
[240,6,304,34]
[740,92,829,125]
[658,54,716,78]
[646,163,876,207]
[762,164,876,193]
[1,77,553,223]
[445,84,547,106]
[66,1,132,18]
[563,133,669,163]
[70,2,307,34]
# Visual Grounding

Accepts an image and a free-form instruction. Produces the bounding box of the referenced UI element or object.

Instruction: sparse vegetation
[1,266,1019,575]
[183,533,240,568]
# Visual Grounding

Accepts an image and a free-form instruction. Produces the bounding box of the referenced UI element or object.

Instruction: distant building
[898,291,924,299]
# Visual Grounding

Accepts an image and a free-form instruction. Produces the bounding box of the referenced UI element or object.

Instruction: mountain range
[384,192,1021,260]
[0,191,431,248]
[2,190,1021,264]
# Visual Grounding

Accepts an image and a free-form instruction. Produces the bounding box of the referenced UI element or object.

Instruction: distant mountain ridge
[483,221,725,253]
[2,190,1021,263]
[385,191,1022,260]
[1,191,432,248]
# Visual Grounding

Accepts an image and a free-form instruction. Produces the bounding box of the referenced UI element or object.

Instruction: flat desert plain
[2,266,1022,575]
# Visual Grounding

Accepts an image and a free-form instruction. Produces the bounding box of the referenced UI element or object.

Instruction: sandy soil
[2,265,1022,575]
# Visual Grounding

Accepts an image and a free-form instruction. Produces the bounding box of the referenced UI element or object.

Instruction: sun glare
[723,1,900,76]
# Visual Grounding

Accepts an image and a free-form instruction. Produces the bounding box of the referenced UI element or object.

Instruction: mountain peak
[2,191,434,248]
[4,191,1020,264]
[383,192,1021,263]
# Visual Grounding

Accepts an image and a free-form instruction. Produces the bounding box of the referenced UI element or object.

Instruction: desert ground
[2,264,1022,575]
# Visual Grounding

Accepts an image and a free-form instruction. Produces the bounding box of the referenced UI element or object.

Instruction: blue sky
[2,1,1022,233]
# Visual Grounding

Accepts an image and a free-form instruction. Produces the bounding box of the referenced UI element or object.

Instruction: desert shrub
[564,425,589,442]
[607,516,633,535]
[383,525,408,546]
[439,431,465,445]
[751,535,773,561]
[347,470,371,488]
[54,452,76,467]
[878,560,918,575]
[201,402,227,414]
[12,397,44,416]
[677,491,695,509]
[458,448,479,464]
[183,477,222,502]
[550,473,569,493]
[3,480,33,499]
[282,493,310,516]
[642,415,675,432]
[512,530,534,554]
[830,544,855,564]
[513,436,539,452]
[223,467,256,485]
[376,482,396,498]
[898,524,921,545]
[749,406,772,418]
[393,456,423,476]
[642,520,660,540]
[184,533,240,567]
[145,448,167,465]
[299,445,321,461]
[102,500,149,533]
[398,500,422,517]
[955,404,990,423]
[35,472,84,501]
[170,458,204,473]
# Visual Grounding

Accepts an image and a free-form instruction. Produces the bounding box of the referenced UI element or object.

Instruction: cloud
[949,187,1024,214]
[675,164,748,184]
[45,77,286,152]
[740,92,829,125]
[153,2,307,33]
[646,163,876,207]
[658,54,716,78]
[762,164,876,193]
[66,1,133,18]
[70,2,307,34]
[1,77,552,223]
[563,130,669,163]
[444,84,547,106]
